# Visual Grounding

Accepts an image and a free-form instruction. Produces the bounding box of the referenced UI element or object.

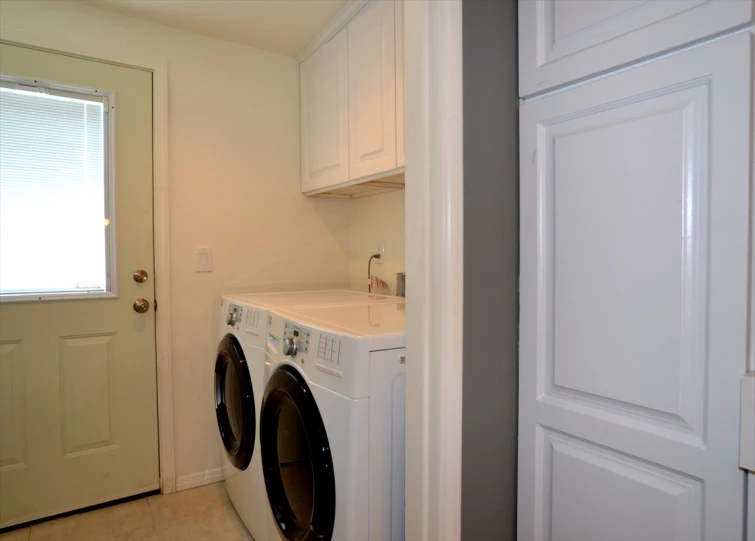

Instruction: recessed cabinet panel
[301,28,349,192]
[348,0,397,180]
[519,0,752,96]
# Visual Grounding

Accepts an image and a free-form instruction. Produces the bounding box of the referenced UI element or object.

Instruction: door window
[0,80,112,298]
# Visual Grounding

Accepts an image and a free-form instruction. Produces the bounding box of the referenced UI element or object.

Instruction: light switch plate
[195,247,212,273]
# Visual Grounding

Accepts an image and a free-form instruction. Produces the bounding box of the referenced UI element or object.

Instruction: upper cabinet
[300,28,349,193]
[348,0,396,179]
[518,0,753,97]
[301,0,405,197]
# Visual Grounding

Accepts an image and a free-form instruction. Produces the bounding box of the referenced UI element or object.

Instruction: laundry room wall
[348,189,406,295]
[0,0,352,491]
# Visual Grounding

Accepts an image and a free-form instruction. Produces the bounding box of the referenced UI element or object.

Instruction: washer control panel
[226,303,242,327]
[283,323,310,355]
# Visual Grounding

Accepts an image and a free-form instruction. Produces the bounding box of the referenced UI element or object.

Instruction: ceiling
[78,0,350,58]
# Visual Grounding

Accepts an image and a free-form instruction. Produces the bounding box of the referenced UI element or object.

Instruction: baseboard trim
[175,468,224,491]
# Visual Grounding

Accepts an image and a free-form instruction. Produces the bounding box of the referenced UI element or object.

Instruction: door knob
[133,299,150,313]
[133,269,148,283]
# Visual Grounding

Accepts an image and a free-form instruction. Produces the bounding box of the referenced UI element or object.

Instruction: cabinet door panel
[519,0,752,97]
[348,0,397,180]
[518,33,752,541]
[301,28,349,192]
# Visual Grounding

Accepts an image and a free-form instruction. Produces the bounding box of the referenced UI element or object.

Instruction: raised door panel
[518,0,753,97]
[348,0,397,180]
[301,28,349,192]
[543,430,703,541]
[395,0,405,168]
[518,33,752,540]
[0,341,26,471]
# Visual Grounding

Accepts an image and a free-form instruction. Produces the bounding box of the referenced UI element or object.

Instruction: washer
[216,297,271,541]
[215,291,400,541]
[261,302,406,541]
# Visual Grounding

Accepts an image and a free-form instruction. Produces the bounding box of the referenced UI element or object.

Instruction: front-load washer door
[215,335,255,470]
[261,364,336,541]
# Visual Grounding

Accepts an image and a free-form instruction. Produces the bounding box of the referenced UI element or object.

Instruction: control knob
[282,336,298,357]
[226,311,238,326]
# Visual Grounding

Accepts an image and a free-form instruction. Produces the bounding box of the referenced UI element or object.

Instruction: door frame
[0,28,177,494]
[403,1,464,540]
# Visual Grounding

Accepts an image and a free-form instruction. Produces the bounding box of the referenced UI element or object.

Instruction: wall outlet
[376,240,385,264]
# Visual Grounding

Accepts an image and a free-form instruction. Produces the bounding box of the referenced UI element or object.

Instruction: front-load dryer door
[261,364,336,541]
[215,335,255,470]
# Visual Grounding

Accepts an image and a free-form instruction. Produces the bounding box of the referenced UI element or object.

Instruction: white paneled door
[518,33,752,541]
[348,0,397,180]
[300,28,350,193]
[0,44,158,527]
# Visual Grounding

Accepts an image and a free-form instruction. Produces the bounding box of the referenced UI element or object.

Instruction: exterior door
[518,33,752,541]
[0,43,158,527]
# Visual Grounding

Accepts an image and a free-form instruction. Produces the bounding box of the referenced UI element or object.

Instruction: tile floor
[0,483,253,541]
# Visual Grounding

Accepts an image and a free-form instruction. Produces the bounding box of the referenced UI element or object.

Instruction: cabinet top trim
[298,0,370,62]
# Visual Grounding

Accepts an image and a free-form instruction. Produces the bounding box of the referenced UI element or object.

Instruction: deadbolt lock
[133,269,148,283]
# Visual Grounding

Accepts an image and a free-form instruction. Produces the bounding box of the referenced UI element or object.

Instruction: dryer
[261,302,406,541]
[215,291,400,540]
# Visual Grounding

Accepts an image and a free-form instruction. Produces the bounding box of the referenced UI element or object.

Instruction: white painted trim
[0,292,118,303]
[0,27,176,495]
[297,0,369,62]
[303,166,405,196]
[175,468,225,492]
[403,1,464,540]
[1,483,160,529]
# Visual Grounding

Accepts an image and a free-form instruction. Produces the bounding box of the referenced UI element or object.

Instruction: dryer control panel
[316,334,343,365]
[283,323,310,355]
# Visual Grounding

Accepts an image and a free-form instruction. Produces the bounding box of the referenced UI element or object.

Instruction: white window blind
[0,84,110,297]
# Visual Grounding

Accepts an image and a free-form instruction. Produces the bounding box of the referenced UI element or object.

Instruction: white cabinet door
[395,0,405,168]
[348,0,397,180]
[518,33,752,541]
[518,0,753,97]
[300,28,349,192]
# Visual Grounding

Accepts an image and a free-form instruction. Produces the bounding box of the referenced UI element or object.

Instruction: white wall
[348,189,406,294]
[0,0,352,488]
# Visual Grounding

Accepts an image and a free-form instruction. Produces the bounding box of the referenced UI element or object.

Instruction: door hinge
[154,299,158,312]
